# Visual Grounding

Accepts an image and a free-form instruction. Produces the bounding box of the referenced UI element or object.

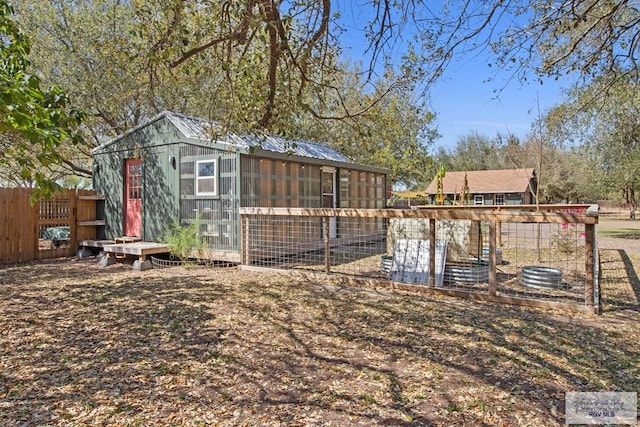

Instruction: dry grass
[1,256,638,426]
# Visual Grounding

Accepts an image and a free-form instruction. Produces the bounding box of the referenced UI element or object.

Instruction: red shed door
[124,158,143,237]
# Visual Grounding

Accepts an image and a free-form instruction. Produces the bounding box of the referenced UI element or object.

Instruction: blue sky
[428,57,575,151]
[334,2,576,152]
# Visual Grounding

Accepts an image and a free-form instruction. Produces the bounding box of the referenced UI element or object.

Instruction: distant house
[425,168,537,205]
[92,111,389,262]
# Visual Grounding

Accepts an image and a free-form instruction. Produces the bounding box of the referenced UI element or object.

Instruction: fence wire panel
[433,219,489,293]
[496,222,587,303]
[244,216,388,277]
[241,207,597,310]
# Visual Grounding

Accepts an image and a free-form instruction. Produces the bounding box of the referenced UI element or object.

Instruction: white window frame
[495,194,505,205]
[195,159,218,196]
[474,195,484,205]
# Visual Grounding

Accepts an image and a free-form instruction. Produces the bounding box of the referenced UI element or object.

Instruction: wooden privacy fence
[240,205,599,314]
[0,188,103,265]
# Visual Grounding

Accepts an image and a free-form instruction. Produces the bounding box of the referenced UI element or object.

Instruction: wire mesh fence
[240,206,598,313]
[494,221,589,303]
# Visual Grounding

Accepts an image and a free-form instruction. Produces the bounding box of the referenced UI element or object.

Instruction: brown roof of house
[425,168,535,195]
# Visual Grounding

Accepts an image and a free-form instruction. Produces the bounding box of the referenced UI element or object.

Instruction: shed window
[196,159,218,196]
[128,163,142,199]
[495,194,505,205]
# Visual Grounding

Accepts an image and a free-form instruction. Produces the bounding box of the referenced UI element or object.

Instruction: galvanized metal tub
[481,246,503,265]
[520,266,563,289]
[380,255,393,275]
[444,259,489,284]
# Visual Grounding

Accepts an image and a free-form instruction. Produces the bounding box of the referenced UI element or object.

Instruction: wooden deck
[80,239,241,263]
[102,242,170,261]
[79,239,116,249]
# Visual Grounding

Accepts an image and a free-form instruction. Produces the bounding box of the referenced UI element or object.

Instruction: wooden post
[0,189,6,264]
[429,218,436,286]
[242,216,250,265]
[30,190,38,262]
[0,189,4,264]
[31,190,39,261]
[488,221,497,296]
[584,223,595,311]
[324,216,331,273]
[69,189,78,256]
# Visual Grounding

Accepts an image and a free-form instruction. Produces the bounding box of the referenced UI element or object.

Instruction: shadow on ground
[0,257,638,426]
[598,249,640,314]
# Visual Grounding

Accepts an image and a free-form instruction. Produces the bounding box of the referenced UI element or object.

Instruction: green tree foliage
[544,76,640,208]
[0,0,84,197]
[18,0,373,135]
[292,68,437,188]
[435,132,515,172]
[13,0,637,192]
[129,0,640,123]
[15,0,166,140]
[432,130,604,203]
[16,0,435,188]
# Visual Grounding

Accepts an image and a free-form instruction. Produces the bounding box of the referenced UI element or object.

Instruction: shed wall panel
[180,144,240,252]
[94,152,124,239]
[142,145,180,241]
[240,156,323,244]
[93,116,182,240]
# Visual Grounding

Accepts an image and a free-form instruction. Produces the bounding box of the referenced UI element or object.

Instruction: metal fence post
[241,215,250,265]
[429,218,436,286]
[489,221,497,296]
[324,216,330,273]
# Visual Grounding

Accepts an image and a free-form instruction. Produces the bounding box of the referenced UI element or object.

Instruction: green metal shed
[92,111,389,262]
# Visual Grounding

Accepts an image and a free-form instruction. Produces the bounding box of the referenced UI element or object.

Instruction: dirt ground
[1,224,638,427]
[0,217,638,426]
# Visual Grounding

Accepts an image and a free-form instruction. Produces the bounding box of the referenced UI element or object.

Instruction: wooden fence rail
[0,188,102,265]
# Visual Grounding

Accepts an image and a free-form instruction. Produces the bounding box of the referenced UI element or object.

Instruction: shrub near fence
[0,188,101,265]
[240,205,598,314]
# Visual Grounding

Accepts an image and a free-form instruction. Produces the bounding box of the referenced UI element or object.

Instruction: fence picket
[0,189,8,264]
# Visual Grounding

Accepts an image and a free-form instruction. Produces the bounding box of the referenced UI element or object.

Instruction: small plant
[162,216,205,263]
[551,224,577,255]
[435,164,446,205]
[360,393,377,405]
[446,402,463,413]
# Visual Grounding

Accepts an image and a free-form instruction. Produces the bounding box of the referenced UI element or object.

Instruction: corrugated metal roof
[166,112,349,162]
[165,112,222,140]
[224,133,349,162]
[92,111,350,163]
[425,168,536,195]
